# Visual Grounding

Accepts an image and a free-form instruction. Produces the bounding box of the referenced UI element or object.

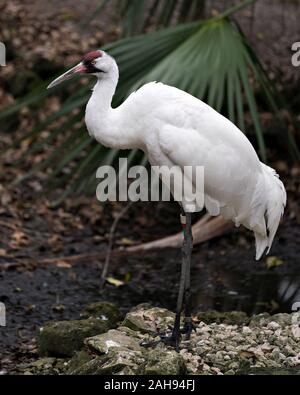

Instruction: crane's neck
[85,70,141,150]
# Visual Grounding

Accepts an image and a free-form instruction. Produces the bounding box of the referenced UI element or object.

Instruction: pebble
[242,326,252,334]
[19,307,300,375]
[267,321,281,331]
[188,313,300,374]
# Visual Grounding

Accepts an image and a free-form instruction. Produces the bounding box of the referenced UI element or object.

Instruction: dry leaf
[120,238,135,246]
[56,260,71,269]
[266,256,284,269]
[106,277,124,287]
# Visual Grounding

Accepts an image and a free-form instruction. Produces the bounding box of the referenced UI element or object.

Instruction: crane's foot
[140,327,182,352]
[160,330,181,352]
[181,319,196,340]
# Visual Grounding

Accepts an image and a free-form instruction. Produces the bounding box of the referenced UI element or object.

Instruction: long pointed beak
[47,62,87,89]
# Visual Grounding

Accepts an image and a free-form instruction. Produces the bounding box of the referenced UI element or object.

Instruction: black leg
[162,210,193,350]
[181,212,195,339]
[140,209,193,351]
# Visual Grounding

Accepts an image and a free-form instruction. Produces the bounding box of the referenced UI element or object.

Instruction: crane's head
[47,50,116,89]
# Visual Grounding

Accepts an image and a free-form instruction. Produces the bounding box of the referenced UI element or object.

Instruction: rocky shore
[12,302,300,375]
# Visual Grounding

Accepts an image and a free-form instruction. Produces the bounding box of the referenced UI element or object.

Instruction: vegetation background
[0,0,300,373]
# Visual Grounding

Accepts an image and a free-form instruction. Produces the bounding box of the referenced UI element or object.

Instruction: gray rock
[38,318,110,357]
[15,357,68,375]
[122,305,175,334]
[67,350,94,373]
[248,313,272,328]
[85,329,143,354]
[34,303,300,375]
[70,348,145,375]
[143,349,186,375]
[117,326,143,338]
[197,311,249,326]
[249,313,291,328]
[69,356,107,375]
[72,343,186,375]
[80,301,122,325]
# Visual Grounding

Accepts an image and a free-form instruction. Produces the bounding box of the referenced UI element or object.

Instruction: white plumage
[49,50,287,260]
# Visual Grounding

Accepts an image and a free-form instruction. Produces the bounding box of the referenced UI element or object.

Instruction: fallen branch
[0,215,232,271]
[126,215,232,252]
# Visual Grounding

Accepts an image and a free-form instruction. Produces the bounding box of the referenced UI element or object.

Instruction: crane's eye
[91,60,96,65]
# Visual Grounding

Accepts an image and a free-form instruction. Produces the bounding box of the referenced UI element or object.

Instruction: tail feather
[254,231,269,261]
[254,164,286,260]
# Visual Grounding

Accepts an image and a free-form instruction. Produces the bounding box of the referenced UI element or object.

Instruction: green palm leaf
[1,0,298,201]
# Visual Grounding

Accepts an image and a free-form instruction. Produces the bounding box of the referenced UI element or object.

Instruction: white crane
[48,50,286,349]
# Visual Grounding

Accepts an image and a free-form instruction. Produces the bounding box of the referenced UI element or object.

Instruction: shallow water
[191,262,300,315]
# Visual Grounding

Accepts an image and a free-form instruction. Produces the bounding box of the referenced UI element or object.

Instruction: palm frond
[1,0,298,201]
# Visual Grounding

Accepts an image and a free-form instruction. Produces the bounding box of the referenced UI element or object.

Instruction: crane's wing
[158,124,261,220]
